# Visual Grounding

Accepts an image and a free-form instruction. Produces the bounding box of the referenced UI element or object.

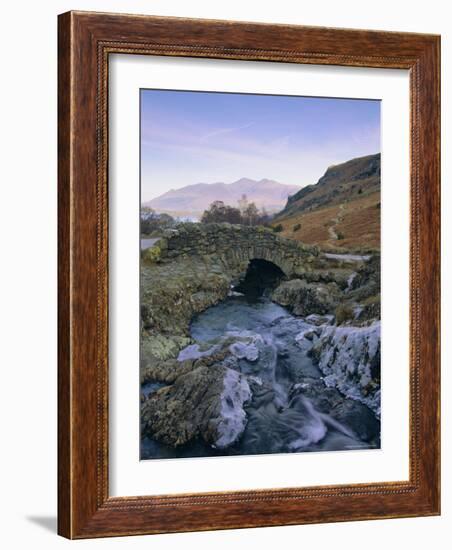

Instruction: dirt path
[328,203,345,241]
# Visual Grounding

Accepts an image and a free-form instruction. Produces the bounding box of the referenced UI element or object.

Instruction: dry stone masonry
[144,222,320,279]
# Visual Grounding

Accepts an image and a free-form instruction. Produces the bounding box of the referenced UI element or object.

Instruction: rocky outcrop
[273,154,381,251]
[141,258,231,337]
[141,365,251,449]
[289,379,380,443]
[278,153,381,219]
[140,256,231,371]
[310,321,381,416]
[270,253,380,326]
[272,279,341,316]
[141,349,230,385]
[140,333,193,363]
[348,254,380,302]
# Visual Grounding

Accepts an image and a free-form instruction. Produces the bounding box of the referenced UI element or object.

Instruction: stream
[141,293,380,459]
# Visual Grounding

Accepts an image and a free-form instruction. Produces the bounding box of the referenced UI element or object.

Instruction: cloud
[199,122,255,142]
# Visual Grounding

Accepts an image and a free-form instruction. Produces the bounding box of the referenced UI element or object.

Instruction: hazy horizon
[141,89,380,203]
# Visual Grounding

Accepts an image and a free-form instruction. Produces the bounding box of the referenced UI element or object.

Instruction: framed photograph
[58,11,440,538]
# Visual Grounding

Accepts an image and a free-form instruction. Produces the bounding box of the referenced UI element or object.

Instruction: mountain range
[144,178,299,216]
[143,154,381,251]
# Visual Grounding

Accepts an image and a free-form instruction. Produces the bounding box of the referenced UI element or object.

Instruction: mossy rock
[335,303,355,325]
[141,333,192,362]
[142,245,161,263]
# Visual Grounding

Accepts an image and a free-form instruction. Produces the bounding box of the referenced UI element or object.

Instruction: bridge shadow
[233,258,285,300]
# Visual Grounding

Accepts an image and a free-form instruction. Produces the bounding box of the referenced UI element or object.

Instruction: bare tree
[238,193,248,214]
[201,201,242,224]
[244,202,259,225]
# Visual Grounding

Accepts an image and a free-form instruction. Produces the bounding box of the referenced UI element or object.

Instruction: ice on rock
[295,327,320,344]
[177,343,218,361]
[305,313,334,326]
[214,369,252,449]
[346,272,357,291]
[227,329,263,362]
[313,321,381,416]
[229,341,259,362]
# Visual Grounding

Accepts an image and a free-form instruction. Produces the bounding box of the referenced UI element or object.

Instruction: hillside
[144,178,299,216]
[274,154,381,251]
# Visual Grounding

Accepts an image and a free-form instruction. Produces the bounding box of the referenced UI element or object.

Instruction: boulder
[289,378,380,444]
[141,349,231,385]
[305,313,335,326]
[311,321,381,416]
[230,341,259,362]
[348,254,380,302]
[141,358,195,385]
[141,365,251,448]
[272,279,341,316]
[140,333,192,362]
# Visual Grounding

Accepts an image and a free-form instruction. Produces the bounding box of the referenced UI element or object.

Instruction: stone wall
[153,223,319,279]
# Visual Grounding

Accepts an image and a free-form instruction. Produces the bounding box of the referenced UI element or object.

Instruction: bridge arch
[159,223,319,279]
[233,258,286,298]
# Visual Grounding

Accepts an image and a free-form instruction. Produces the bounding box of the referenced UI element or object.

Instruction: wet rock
[301,268,355,291]
[288,379,379,444]
[230,341,259,362]
[355,295,381,323]
[329,399,380,443]
[277,346,290,357]
[348,255,380,303]
[141,358,196,385]
[141,365,251,448]
[295,327,321,344]
[141,258,231,338]
[350,254,380,290]
[141,349,230,385]
[141,333,192,362]
[311,321,381,416]
[224,329,265,363]
[272,279,341,316]
[305,313,334,326]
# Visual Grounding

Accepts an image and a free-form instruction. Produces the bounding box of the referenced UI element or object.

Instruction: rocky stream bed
[140,224,381,459]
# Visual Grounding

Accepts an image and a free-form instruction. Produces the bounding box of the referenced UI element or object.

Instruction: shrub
[273,224,284,233]
[142,245,161,263]
[336,231,345,240]
[140,208,175,235]
[335,303,354,325]
[201,201,242,224]
[293,223,301,232]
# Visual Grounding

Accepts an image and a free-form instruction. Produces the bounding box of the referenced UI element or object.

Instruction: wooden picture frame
[58,10,440,539]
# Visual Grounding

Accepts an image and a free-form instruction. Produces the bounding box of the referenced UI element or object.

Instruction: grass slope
[274,154,381,251]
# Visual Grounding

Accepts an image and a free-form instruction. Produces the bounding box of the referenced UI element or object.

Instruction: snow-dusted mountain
[144,178,299,215]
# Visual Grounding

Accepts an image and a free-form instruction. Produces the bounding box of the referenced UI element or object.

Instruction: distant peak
[232,177,257,185]
[230,177,286,187]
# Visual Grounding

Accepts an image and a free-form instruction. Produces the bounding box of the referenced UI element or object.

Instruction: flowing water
[141,294,380,459]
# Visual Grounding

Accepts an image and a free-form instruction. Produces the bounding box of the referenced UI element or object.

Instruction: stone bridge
[148,223,319,279]
[140,223,324,350]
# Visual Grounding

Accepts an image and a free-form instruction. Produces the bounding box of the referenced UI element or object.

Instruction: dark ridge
[278,153,381,219]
